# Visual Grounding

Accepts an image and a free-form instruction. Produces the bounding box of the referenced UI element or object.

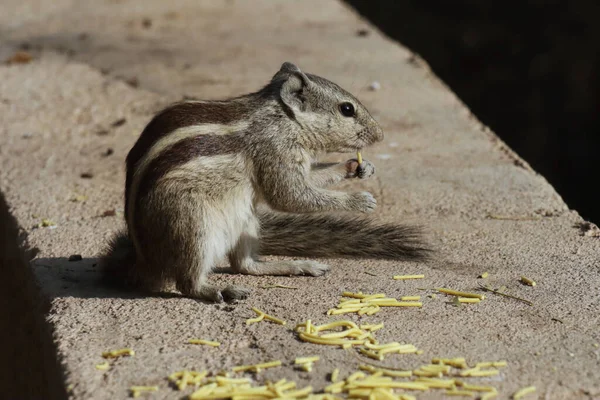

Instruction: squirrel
[101,62,431,302]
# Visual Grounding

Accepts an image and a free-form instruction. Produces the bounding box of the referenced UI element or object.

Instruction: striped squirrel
[101,62,430,302]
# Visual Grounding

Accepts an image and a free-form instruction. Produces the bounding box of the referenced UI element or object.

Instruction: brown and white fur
[101,62,430,302]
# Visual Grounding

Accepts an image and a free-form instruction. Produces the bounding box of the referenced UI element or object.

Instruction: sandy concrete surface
[1,0,599,399]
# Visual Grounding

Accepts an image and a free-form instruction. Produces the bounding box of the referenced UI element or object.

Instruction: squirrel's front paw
[349,191,377,213]
[346,159,376,179]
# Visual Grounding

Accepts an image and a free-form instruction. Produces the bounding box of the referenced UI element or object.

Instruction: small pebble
[368,81,381,91]
[68,254,83,262]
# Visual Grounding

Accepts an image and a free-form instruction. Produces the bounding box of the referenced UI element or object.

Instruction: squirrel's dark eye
[339,102,355,117]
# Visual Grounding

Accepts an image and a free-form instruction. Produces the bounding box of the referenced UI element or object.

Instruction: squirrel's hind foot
[178,281,250,303]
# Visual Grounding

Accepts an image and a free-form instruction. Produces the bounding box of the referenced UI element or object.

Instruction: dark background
[345,0,600,224]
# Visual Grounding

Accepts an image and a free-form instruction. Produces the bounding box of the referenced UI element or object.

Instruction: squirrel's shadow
[31,257,228,303]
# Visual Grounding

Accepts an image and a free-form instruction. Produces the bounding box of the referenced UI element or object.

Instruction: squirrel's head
[271,62,384,153]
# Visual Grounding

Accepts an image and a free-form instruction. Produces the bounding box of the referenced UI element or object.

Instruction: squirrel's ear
[273,62,311,111]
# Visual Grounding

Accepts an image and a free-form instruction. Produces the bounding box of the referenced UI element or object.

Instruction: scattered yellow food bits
[95,361,110,371]
[328,291,422,316]
[357,151,363,164]
[520,276,536,286]
[102,348,134,359]
[232,360,282,373]
[168,370,208,391]
[512,386,536,399]
[437,288,485,300]
[246,307,286,325]
[480,272,489,279]
[295,356,320,364]
[393,274,425,280]
[458,297,481,304]
[401,296,421,301]
[188,339,220,347]
[130,386,158,398]
[330,368,340,382]
[475,361,507,368]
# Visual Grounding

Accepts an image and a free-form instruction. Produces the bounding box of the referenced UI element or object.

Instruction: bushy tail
[99,230,139,288]
[258,212,432,261]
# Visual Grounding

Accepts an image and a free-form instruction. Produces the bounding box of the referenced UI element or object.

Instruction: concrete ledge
[1,0,599,398]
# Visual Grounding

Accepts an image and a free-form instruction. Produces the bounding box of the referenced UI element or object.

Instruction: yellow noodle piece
[512,386,536,399]
[365,298,401,305]
[282,386,313,398]
[178,372,192,391]
[366,305,381,315]
[458,298,481,303]
[329,308,366,315]
[295,356,320,364]
[348,388,372,397]
[481,391,499,400]
[330,368,340,382]
[357,151,363,164]
[342,291,367,299]
[480,272,489,279]
[305,319,313,334]
[277,382,297,392]
[102,348,134,358]
[347,371,367,382]
[359,365,412,378]
[361,294,387,301]
[420,364,451,372]
[338,302,369,309]
[431,357,468,368]
[349,380,429,390]
[437,288,485,300]
[520,276,536,286]
[372,388,399,400]
[358,306,379,315]
[460,369,499,377]
[413,370,442,378]
[255,360,282,369]
[188,339,221,347]
[359,348,383,361]
[364,341,401,350]
[130,386,159,394]
[251,307,286,325]
[300,362,313,372]
[401,296,421,301]
[95,361,110,371]
[459,383,496,392]
[298,332,363,346]
[377,302,423,307]
[169,370,207,381]
[339,298,362,306]
[399,395,417,400]
[246,313,265,325]
[476,361,507,368]
[393,275,425,280]
[395,345,419,354]
[321,329,363,339]
[324,381,345,393]
[379,345,413,355]
[232,360,281,372]
[360,323,384,332]
[189,383,218,399]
